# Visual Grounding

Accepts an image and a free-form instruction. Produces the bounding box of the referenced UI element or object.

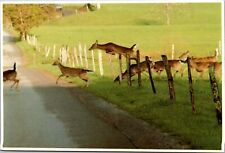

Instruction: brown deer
[3,63,19,89]
[89,40,136,58]
[179,50,218,63]
[52,60,92,87]
[189,60,221,78]
[114,61,150,82]
[151,60,184,78]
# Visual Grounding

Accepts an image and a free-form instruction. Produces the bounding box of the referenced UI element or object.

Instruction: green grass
[13,3,222,150]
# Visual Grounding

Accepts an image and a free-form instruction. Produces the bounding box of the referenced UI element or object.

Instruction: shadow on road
[3,34,20,43]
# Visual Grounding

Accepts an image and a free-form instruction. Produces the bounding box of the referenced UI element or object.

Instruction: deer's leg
[15,79,19,89]
[56,74,64,84]
[11,81,17,88]
[79,73,89,87]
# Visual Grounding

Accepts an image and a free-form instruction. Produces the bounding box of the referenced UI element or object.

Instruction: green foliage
[3,4,57,40]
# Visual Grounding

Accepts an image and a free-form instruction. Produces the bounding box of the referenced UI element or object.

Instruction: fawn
[114,61,150,82]
[3,63,19,89]
[52,60,92,87]
[89,40,136,59]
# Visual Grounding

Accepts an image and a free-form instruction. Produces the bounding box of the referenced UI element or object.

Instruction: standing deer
[3,62,19,89]
[52,60,92,87]
[89,40,136,59]
[114,61,150,82]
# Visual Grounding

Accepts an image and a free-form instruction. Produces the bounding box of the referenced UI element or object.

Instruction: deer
[89,40,137,60]
[52,60,92,87]
[189,60,221,78]
[114,61,150,82]
[151,60,184,78]
[179,50,218,63]
[3,62,19,89]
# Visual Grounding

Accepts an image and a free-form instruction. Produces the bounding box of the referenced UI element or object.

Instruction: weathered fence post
[61,46,67,65]
[79,42,83,67]
[84,44,88,68]
[187,57,196,114]
[171,44,175,59]
[108,54,115,78]
[209,64,222,124]
[145,56,156,94]
[52,44,56,59]
[73,47,79,66]
[98,50,104,76]
[91,50,96,72]
[126,54,132,86]
[118,54,123,84]
[59,47,62,63]
[162,55,175,101]
[137,50,141,87]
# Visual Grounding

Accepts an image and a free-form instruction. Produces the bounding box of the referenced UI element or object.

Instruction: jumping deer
[179,50,218,63]
[89,40,136,59]
[114,61,150,82]
[52,60,92,87]
[3,62,19,89]
[189,60,221,78]
[151,60,184,78]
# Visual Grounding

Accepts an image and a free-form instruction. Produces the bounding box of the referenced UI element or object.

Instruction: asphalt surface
[2,32,135,149]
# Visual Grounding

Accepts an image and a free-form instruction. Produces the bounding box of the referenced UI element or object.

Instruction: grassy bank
[14,3,222,149]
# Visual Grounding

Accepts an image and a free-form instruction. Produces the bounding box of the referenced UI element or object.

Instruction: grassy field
[14,3,222,149]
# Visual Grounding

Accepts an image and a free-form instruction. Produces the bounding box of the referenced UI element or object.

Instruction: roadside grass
[15,3,222,149]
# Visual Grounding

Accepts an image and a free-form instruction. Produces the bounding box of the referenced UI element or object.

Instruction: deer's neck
[57,63,65,72]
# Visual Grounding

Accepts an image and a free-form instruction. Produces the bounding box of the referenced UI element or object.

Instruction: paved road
[2,32,135,149]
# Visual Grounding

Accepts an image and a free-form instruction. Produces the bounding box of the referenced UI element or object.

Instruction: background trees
[3,4,57,40]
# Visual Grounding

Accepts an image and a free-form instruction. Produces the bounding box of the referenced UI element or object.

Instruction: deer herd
[89,40,222,82]
[3,40,222,88]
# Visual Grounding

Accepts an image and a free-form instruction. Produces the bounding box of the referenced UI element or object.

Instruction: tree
[3,4,57,40]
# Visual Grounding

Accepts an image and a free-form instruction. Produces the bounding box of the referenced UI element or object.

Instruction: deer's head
[179,50,189,62]
[89,40,98,50]
[52,59,60,66]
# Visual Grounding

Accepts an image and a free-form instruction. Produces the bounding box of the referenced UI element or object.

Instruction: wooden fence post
[137,50,141,87]
[187,57,196,114]
[171,44,174,59]
[118,54,123,84]
[79,42,83,67]
[84,44,88,68]
[126,54,132,86]
[145,56,156,94]
[161,55,175,101]
[108,54,114,78]
[73,47,79,66]
[53,44,56,59]
[98,50,104,76]
[91,50,96,72]
[209,64,222,124]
